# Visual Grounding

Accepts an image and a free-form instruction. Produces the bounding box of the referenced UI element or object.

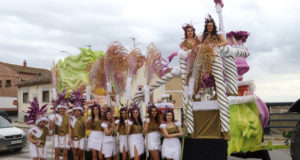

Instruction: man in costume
[49,90,70,160]
[26,97,51,160]
[68,89,87,160]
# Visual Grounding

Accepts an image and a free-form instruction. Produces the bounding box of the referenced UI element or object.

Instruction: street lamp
[60,51,71,55]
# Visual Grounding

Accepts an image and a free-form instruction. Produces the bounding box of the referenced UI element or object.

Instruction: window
[42,91,49,102]
[23,92,29,103]
[0,80,2,88]
[5,80,11,87]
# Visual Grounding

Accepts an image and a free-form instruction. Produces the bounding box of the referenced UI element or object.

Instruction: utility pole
[130,37,136,49]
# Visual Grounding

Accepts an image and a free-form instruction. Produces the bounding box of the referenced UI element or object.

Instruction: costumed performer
[87,102,104,160]
[115,107,129,160]
[180,23,200,51]
[26,98,52,160]
[126,104,145,160]
[68,103,87,160]
[160,108,184,160]
[192,14,227,95]
[101,107,117,160]
[143,104,161,160]
[49,98,70,160]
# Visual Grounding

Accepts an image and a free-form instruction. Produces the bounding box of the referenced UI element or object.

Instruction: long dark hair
[148,104,159,124]
[119,107,127,126]
[104,108,112,122]
[202,15,218,42]
[90,103,101,121]
[130,108,143,126]
[163,110,175,122]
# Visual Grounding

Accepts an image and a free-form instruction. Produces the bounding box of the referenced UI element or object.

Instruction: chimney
[23,60,27,67]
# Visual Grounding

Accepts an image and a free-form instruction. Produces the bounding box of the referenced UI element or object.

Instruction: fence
[264,102,300,135]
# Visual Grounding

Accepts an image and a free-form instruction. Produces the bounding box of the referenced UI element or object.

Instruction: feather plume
[113,70,127,96]
[70,88,86,107]
[128,48,145,77]
[51,61,58,89]
[23,97,48,125]
[51,88,70,111]
[145,43,162,85]
[105,41,129,85]
[89,57,107,91]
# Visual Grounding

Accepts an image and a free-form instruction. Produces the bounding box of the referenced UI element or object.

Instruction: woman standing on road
[87,103,104,160]
[143,104,161,160]
[160,108,184,160]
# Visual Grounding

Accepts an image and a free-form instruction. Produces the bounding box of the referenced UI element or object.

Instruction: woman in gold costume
[180,24,200,51]
[191,15,227,95]
[115,107,129,160]
[126,105,144,160]
[143,104,161,160]
[160,108,184,160]
[87,103,104,160]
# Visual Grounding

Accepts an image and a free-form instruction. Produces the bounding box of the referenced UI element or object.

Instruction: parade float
[49,0,292,159]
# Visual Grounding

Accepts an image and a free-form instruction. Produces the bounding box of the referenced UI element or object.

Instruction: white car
[0,116,27,151]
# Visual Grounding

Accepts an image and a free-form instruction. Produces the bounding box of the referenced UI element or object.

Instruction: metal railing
[264,102,300,134]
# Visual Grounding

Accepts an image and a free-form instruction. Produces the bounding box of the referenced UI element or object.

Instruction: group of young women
[86,103,184,160]
[27,15,226,160]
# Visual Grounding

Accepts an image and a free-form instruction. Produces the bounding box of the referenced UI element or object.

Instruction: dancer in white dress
[87,103,104,160]
[115,107,129,160]
[127,104,145,160]
[101,107,117,160]
[144,104,161,160]
[160,108,184,160]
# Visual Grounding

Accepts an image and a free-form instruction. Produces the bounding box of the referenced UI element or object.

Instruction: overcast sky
[1,0,299,102]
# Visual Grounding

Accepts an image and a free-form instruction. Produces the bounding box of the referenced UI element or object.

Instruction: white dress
[101,122,117,158]
[87,117,104,151]
[116,119,128,152]
[144,118,161,151]
[161,122,182,160]
[128,120,145,158]
[28,126,48,159]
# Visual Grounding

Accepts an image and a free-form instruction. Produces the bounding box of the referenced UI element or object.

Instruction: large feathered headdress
[24,97,48,125]
[129,103,140,114]
[51,88,69,111]
[205,14,215,24]
[70,88,86,111]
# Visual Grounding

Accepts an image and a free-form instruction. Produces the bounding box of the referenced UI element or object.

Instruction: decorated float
[49,0,291,159]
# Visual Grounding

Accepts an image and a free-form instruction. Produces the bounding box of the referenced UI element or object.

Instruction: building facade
[0,61,49,111]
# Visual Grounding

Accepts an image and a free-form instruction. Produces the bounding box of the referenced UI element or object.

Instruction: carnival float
[44,0,293,160]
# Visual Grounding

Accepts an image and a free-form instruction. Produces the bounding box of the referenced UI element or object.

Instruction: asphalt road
[0,127,292,160]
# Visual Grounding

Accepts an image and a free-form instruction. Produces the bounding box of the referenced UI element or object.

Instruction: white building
[16,71,53,123]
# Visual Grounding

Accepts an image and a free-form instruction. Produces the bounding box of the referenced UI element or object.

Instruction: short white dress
[128,120,145,158]
[116,119,128,152]
[144,118,161,151]
[161,122,182,160]
[87,117,104,151]
[101,122,117,158]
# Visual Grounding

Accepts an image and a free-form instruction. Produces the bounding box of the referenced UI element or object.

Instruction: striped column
[132,67,181,106]
[211,53,230,133]
[179,54,194,134]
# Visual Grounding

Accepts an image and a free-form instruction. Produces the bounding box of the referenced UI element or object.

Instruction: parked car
[0,111,12,123]
[0,116,27,152]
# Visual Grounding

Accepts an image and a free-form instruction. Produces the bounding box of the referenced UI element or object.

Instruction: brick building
[0,61,50,111]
